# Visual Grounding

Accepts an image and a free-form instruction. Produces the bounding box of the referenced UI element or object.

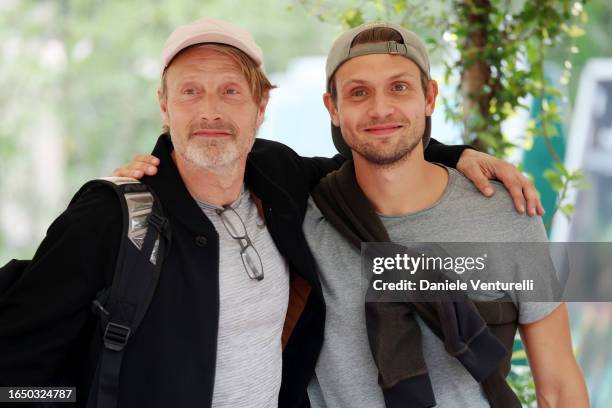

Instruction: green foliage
[508,337,538,406]
[508,365,537,407]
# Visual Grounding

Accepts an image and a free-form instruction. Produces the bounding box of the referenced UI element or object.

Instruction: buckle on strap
[148,212,168,232]
[92,299,110,318]
[388,41,399,54]
[387,41,407,55]
[103,322,131,351]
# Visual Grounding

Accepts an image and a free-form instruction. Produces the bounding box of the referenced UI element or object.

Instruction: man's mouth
[192,129,232,138]
[363,123,403,136]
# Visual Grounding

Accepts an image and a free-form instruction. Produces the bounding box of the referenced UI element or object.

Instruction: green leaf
[572,181,591,190]
[543,169,563,191]
[553,162,570,177]
[340,8,364,28]
[565,25,586,38]
[568,169,585,181]
[545,124,558,137]
[560,203,575,217]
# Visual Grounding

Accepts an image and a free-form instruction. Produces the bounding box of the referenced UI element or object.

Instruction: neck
[172,151,246,207]
[353,145,449,216]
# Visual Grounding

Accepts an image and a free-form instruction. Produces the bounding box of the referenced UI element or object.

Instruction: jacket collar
[245,146,300,218]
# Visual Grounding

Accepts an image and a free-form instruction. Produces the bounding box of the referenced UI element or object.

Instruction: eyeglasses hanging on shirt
[216,206,264,281]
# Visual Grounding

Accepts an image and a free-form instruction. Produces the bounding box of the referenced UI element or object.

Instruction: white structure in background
[258,57,337,157]
[259,56,527,160]
[552,59,612,242]
[0,35,66,257]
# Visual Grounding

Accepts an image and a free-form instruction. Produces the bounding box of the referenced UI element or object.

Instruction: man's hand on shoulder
[113,154,160,179]
[456,148,544,216]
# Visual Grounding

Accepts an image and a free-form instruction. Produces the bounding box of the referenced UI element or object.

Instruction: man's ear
[255,93,270,128]
[158,88,170,129]
[323,92,340,127]
[425,80,438,116]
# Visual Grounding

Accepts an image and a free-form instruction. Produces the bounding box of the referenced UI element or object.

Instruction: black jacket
[0,134,467,407]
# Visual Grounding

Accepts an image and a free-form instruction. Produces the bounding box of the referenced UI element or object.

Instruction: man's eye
[183,88,196,95]
[225,88,239,95]
[351,89,367,97]
[392,83,408,92]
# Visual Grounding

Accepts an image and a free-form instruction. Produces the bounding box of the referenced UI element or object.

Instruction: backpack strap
[71,177,170,408]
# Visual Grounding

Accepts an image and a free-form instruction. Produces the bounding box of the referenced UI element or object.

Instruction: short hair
[160,43,275,133]
[329,27,429,104]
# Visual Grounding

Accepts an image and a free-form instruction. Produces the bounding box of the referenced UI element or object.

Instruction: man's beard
[173,121,252,170]
[182,137,242,169]
[346,116,424,167]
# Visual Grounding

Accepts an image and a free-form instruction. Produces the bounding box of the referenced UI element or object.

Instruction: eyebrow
[176,75,246,86]
[388,72,417,81]
[342,72,418,88]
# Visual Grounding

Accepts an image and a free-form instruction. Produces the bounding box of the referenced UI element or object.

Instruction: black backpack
[0,177,171,408]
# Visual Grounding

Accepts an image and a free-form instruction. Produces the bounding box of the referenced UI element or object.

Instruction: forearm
[423,138,473,168]
[521,304,589,408]
[536,367,589,408]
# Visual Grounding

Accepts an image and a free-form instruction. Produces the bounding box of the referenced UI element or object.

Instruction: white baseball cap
[160,17,265,76]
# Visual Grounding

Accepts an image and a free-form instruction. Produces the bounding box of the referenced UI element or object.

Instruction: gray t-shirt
[304,167,560,408]
[196,187,289,408]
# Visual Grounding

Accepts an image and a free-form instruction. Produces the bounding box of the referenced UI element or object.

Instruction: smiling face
[324,53,437,166]
[159,45,268,170]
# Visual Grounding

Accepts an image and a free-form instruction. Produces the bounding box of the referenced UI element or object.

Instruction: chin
[179,143,241,169]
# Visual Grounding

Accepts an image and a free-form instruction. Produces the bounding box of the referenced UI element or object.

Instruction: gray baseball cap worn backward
[325,22,433,158]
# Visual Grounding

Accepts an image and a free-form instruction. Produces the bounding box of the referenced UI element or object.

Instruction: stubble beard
[172,122,255,171]
[181,137,242,169]
[346,116,425,167]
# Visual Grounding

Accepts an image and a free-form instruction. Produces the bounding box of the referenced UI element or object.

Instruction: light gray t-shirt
[304,167,560,408]
[196,187,289,408]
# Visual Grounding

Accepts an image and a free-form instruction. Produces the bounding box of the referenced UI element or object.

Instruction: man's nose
[367,92,394,119]
[198,93,222,121]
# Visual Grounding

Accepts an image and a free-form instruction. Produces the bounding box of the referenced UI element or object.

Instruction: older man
[1,18,334,408]
[1,18,543,408]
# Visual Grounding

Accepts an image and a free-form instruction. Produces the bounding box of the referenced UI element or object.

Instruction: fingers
[458,149,545,216]
[132,154,159,175]
[133,154,160,166]
[112,167,139,178]
[495,168,537,215]
[463,163,495,197]
[509,183,527,214]
[520,176,544,216]
[118,162,153,176]
[111,154,160,180]
[125,161,158,176]
[112,167,146,179]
